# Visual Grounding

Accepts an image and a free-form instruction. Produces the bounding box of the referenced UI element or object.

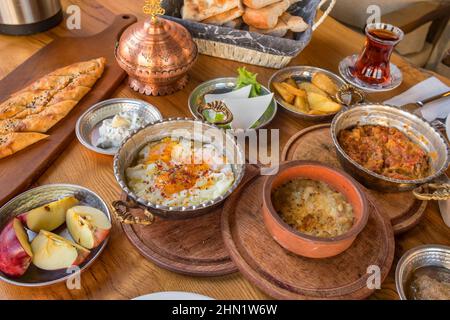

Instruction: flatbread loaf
[0,132,48,159]
[182,0,240,21]
[0,58,105,134]
[0,57,105,158]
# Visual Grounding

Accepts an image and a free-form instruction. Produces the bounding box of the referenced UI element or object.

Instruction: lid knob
[143,0,165,22]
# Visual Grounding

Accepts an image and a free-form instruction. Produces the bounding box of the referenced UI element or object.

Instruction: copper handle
[335,84,366,106]
[197,100,233,125]
[413,183,450,201]
[111,199,155,225]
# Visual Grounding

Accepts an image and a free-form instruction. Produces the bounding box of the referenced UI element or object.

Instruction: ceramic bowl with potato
[269,66,347,122]
[0,184,111,287]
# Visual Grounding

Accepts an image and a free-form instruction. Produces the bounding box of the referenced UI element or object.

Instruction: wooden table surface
[0,0,449,300]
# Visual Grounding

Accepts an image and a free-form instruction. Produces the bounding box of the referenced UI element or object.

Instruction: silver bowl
[76,98,163,156]
[395,245,450,300]
[188,77,277,129]
[113,118,246,220]
[331,104,450,192]
[0,184,111,287]
[268,66,346,122]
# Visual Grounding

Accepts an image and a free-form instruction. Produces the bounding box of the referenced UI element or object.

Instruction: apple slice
[0,218,33,277]
[31,230,90,271]
[66,206,111,249]
[18,196,79,232]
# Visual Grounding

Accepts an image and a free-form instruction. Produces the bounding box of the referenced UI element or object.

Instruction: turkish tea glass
[355,23,404,85]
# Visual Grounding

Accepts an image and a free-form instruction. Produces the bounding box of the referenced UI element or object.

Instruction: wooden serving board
[121,194,238,277]
[0,14,137,206]
[282,124,428,234]
[221,166,395,300]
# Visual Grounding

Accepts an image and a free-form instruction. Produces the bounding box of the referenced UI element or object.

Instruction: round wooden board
[282,124,428,234]
[121,193,237,277]
[221,173,395,300]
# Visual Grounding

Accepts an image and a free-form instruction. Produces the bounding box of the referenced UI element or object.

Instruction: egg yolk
[145,138,213,195]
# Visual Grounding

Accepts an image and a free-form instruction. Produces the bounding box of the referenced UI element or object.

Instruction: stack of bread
[182,0,309,38]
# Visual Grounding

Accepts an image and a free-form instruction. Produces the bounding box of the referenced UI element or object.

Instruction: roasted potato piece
[294,95,309,113]
[281,82,307,97]
[273,82,295,104]
[311,73,339,97]
[281,99,296,110]
[285,78,298,88]
[307,92,342,113]
[298,82,328,97]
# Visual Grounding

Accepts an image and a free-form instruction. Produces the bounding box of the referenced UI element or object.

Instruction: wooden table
[0,0,449,300]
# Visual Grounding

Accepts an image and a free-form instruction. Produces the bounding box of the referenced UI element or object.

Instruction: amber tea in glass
[355,23,404,85]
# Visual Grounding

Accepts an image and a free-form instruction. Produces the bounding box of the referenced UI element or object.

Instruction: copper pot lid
[115,1,197,76]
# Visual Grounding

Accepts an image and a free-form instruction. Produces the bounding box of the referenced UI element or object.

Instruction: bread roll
[279,13,309,32]
[202,3,244,25]
[248,13,308,37]
[243,0,281,9]
[182,0,240,21]
[242,0,300,29]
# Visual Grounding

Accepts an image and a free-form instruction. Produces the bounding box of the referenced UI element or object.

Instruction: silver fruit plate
[0,184,110,287]
[76,98,163,156]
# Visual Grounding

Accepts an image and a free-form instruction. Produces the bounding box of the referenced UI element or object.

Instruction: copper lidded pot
[115,15,197,96]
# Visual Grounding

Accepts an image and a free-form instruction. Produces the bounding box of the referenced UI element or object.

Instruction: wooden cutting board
[221,166,395,300]
[0,14,137,206]
[282,124,428,234]
[121,192,237,277]
[119,165,261,276]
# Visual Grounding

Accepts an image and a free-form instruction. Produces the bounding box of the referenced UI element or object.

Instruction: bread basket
[163,0,336,68]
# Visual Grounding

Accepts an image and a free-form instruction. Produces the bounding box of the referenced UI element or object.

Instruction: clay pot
[262,161,369,258]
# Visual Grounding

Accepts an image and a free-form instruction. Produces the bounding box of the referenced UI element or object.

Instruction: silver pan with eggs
[112,118,246,224]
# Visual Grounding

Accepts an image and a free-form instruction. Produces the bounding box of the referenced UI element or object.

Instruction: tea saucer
[339,54,403,92]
